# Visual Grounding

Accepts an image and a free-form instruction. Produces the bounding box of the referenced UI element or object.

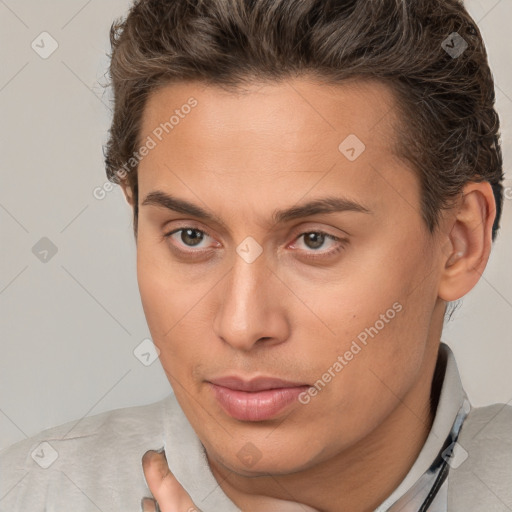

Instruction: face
[133,78,445,476]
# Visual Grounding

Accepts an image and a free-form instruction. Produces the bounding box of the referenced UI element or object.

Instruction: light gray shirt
[1,342,511,511]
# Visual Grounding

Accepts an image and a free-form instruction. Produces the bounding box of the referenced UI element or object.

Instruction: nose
[212,247,290,352]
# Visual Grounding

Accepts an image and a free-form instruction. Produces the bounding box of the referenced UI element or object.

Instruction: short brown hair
[103,0,504,241]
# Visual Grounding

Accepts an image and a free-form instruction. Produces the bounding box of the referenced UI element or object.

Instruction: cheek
[309,233,436,404]
[136,237,217,375]
[136,239,190,357]
[136,244,173,337]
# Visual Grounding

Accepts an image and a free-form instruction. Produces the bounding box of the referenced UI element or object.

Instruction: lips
[209,376,308,392]
[207,376,310,421]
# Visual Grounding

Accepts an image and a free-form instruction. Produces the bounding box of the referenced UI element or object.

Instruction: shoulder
[0,394,177,511]
[0,395,172,465]
[459,402,512,440]
[448,402,512,511]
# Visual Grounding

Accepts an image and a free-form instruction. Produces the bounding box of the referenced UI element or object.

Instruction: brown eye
[302,232,328,250]
[291,231,348,261]
[164,226,216,254]
[179,228,205,247]
[295,231,339,252]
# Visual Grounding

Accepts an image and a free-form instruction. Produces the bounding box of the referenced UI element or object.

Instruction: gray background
[1,0,511,452]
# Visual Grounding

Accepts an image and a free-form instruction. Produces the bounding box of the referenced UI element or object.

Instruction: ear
[438,181,496,302]
[119,180,135,210]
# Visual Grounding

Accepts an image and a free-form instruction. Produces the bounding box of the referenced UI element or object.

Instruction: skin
[121,78,495,512]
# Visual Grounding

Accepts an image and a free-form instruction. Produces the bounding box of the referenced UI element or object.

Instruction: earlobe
[438,182,496,302]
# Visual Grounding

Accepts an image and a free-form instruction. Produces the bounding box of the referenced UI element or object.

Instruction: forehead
[136,78,419,226]
[140,78,400,156]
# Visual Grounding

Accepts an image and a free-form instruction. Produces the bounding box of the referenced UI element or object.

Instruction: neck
[207,341,443,512]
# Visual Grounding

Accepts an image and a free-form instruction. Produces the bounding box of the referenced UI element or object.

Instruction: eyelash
[163,226,348,261]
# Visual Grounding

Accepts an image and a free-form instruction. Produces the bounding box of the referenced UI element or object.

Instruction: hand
[141,449,201,512]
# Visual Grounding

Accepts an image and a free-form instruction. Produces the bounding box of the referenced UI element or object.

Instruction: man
[1,0,510,511]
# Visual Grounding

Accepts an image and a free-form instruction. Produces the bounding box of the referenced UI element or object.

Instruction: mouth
[207,376,311,421]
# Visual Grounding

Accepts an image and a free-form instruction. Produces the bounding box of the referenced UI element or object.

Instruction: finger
[142,449,199,512]
[141,496,158,512]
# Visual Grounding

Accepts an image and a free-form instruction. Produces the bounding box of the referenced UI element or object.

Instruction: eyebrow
[141,190,372,228]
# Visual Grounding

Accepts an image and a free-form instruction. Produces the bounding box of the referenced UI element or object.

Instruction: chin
[209,440,321,477]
